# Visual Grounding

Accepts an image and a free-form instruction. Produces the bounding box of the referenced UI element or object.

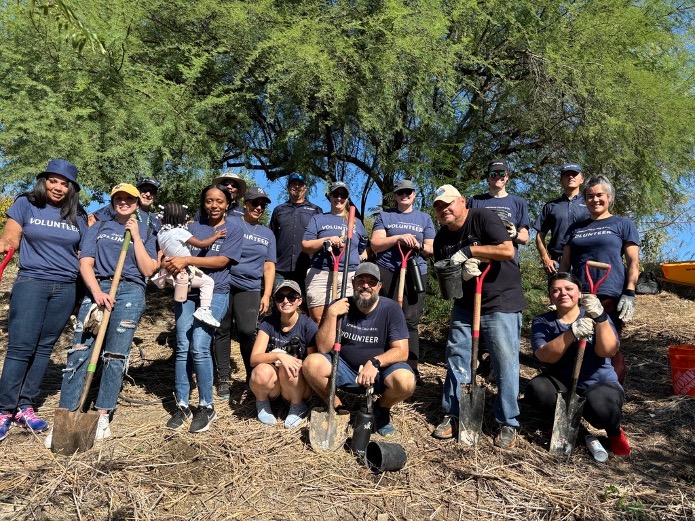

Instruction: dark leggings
[212,288,260,382]
[524,375,624,436]
[378,265,425,362]
[599,295,626,384]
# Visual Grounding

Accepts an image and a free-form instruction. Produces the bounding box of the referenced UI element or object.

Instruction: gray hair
[583,175,615,209]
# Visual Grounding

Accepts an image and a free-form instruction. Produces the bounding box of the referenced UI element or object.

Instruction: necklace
[243,217,258,235]
[280,313,299,333]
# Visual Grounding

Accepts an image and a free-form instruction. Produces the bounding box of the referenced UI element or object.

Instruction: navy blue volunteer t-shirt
[372,209,436,275]
[7,196,87,282]
[303,213,368,271]
[339,297,409,370]
[230,220,277,291]
[93,205,162,233]
[186,220,244,294]
[257,313,318,360]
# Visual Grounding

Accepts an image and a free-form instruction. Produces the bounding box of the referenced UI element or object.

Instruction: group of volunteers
[0,157,636,458]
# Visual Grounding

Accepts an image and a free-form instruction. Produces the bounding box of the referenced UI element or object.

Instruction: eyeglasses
[487,171,507,178]
[395,189,414,196]
[222,181,240,189]
[248,200,268,209]
[274,293,300,303]
[353,277,379,288]
[331,191,349,199]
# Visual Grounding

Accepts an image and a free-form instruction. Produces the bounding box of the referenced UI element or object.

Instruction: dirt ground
[0,269,694,521]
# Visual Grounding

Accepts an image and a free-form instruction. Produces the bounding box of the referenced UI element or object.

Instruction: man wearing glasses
[88,177,162,233]
[533,163,589,274]
[302,262,416,437]
[211,173,247,217]
[467,159,530,258]
[269,173,322,292]
[431,185,526,449]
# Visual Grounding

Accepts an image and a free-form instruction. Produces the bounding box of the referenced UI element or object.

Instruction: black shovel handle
[327,205,356,415]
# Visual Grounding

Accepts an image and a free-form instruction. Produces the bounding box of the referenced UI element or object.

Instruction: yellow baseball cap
[110,183,140,198]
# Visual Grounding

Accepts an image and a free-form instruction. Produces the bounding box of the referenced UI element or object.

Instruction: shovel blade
[458,383,485,446]
[309,407,351,452]
[549,392,586,458]
[50,408,100,455]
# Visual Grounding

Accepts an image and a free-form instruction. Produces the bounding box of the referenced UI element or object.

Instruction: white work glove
[617,291,636,321]
[84,303,104,335]
[580,294,604,319]
[570,317,594,340]
[461,257,482,281]
[450,248,471,266]
[505,221,518,240]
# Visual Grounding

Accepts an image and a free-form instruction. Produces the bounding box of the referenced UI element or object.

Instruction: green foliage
[0,194,13,231]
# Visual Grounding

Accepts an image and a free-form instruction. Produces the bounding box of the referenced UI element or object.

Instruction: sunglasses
[331,191,349,199]
[248,200,268,209]
[222,181,240,189]
[274,293,300,303]
[139,187,158,195]
[395,189,414,196]
[487,171,507,178]
[353,277,379,288]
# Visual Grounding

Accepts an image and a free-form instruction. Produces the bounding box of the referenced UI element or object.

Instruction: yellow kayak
[661,261,695,287]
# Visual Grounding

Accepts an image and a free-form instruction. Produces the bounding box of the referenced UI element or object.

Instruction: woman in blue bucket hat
[0,159,87,442]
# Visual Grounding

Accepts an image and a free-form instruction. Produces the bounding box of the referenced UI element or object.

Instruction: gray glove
[461,257,482,281]
[450,249,469,266]
[617,292,636,321]
[580,294,604,319]
[505,221,518,240]
[570,317,594,340]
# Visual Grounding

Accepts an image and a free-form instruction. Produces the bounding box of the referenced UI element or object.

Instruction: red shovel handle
[585,260,611,295]
[0,247,15,283]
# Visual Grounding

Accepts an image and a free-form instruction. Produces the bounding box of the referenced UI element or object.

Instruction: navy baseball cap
[328,181,350,195]
[136,177,160,191]
[487,158,509,173]
[39,159,80,191]
[560,163,583,175]
[288,173,306,185]
[244,186,271,203]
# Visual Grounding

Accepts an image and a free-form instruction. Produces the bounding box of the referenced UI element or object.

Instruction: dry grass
[1,268,694,520]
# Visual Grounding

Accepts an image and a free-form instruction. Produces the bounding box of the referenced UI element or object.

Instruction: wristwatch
[369,357,382,369]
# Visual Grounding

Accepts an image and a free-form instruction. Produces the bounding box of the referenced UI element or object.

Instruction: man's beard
[354,291,378,310]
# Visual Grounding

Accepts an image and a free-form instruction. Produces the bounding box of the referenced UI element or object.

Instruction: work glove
[580,294,604,319]
[84,303,104,335]
[617,290,636,321]
[505,221,518,240]
[450,247,472,266]
[461,257,482,281]
[570,317,594,340]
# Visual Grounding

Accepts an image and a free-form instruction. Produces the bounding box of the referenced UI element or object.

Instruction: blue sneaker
[0,413,13,441]
[14,407,49,433]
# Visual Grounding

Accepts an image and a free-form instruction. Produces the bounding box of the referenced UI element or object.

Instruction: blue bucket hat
[38,159,80,191]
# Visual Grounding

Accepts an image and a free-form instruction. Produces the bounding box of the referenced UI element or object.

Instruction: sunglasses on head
[331,191,349,199]
[248,199,268,209]
[274,292,300,303]
[395,189,414,196]
[487,171,507,178]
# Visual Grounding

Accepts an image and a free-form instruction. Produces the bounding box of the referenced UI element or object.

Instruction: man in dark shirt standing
[431,184,527,448]
[533,163,590,274]
[269,173,322,292]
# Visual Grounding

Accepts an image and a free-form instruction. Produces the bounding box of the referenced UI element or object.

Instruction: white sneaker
[193,307,220,327]
[95,414,111,441]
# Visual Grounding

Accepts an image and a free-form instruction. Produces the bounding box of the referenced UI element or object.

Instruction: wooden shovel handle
[75,229,132,412]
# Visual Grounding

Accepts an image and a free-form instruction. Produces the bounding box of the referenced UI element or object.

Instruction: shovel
[50,228,132,455]
[549,260,611,458]
[458,261,492,446]
[309,205,356,452]
[396,243,415,308]
[0,247,14,284]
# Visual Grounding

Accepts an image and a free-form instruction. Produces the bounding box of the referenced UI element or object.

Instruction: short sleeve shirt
[533,194,590,258]
[80,220,158,288]
[339,297,409,370]
[257,313,318,360]
[433,208,527,313]
[157,227,193,258]
[372,209,436,274]
[303,213,368,271]
[229,221,277,291]
[6,196,87,282]
[468,193,530,263]
[187,219,243,293]
[562,216,640,298]
[531,309,620,391]
[93,205,162,233]
[269,200,322,272]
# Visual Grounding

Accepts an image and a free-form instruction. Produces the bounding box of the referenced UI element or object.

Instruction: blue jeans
[0,276,75,413]
[442,304,521,427]
[174,292,228,407]
[59,280,146,412]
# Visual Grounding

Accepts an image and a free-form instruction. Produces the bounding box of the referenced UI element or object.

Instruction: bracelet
[623,289,636,297]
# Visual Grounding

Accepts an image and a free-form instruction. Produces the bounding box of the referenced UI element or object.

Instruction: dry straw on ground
[0,270,694,520]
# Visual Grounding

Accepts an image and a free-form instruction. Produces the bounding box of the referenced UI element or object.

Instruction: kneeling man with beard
[302,262,416,437]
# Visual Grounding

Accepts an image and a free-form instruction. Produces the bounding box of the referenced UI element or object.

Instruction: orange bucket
[668,345,695,396]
